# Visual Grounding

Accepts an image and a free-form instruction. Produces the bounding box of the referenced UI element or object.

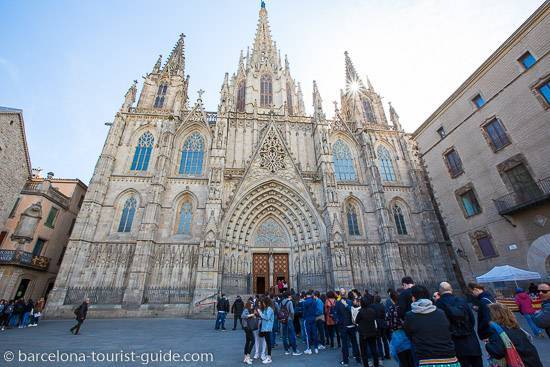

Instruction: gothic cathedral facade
[46,5,457,317]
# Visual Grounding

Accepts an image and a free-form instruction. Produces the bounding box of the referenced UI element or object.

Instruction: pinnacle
[163,33,185,76]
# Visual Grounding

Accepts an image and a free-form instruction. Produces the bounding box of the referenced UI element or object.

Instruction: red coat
[514,292,535,315]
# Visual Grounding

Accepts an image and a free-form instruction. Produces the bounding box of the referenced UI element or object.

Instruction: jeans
[315,318,326,345]
[340,325,360,364]
[244,328,255,355]
[260,332,272,357]
[326,324,341,347]
[523,313,543,336]
[70,320,84,334]
[214,311,226,329]
[301,318,309,350]
[233,315,242,330]
[360,336,379,367]
[305,319,318,349]
[253,329,261,357]
[377,329,390,358]
[282,320,298,352]
[271,318,279,347]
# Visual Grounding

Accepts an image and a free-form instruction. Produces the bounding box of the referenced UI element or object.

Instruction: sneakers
[292,351,302,356]
[262,357,272,364]
[340,362,349,366]
[304,349,312,355]
[284,350,291,355]
[314,348,319,354]
[318,345,326,350]
[244,356,253,365]
[253,354,260,359]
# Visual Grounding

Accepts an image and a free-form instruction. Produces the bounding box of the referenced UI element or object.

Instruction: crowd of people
[214,277,549,366]
[0,298,45,330]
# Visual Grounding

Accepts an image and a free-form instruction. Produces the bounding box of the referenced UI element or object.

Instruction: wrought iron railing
[64,287,125,305]
[142,287,192,304]
[493,176,550,215]
[0,249,49,271]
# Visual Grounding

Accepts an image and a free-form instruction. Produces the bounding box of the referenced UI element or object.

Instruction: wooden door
[273,253,289,288]
[253,253,269,294]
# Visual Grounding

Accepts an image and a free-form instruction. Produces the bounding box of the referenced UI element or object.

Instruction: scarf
[488,322,524,367]
[411,299,436,314]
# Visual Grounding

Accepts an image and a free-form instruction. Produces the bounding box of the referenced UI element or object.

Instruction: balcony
[0,249,50,271]
[494,176,550,215]
[22,181,71,208]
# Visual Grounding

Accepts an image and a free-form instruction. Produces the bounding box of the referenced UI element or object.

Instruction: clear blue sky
[0,0,543,183]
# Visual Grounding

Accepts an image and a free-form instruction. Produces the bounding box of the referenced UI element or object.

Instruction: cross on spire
[197,89,205,100]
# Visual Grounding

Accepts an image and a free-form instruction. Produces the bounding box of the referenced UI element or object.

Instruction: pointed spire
[344,51,366,91]
[251,1,275,66]
[284,54,290,71]
[163,33,185,76]
[389,102,402,130]
[297,82,305,115]
[366,76,374,90]
[152,55,162,74]
[121,80,137,111]
[313,80,325,120]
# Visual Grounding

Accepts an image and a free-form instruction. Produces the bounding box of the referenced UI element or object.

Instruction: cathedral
[46,3,458,317]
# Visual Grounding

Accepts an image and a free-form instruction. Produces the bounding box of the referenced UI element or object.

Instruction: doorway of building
[15,279,30,300]
[252,253,289,294]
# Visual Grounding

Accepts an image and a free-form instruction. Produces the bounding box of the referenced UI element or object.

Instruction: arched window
[177,201,193,234]
[117,196,137,233]
[179,132,205,175]
[154,83,168,108]
[333,140,357,181]
[393,204,408,235]
[131,132,154,171]
[286,83,293,115]
[237,81,246,112]
[362,99,376,122]
[347,204,360,236]
[260,74,273,107]
[377,146,396,181]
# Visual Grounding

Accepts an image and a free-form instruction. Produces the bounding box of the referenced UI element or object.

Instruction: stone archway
[527,233,550,278]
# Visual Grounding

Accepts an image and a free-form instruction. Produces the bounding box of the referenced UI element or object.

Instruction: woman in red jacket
[514,288,544,337]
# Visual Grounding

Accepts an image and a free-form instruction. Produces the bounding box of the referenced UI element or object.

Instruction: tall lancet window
[260,74,273,107]
[177,201,193,234]
[179,132,205,175]
[347,204,360,236]
[377,146,396,181]
[131,132,154,171]
[333,140,357,181]
[393,204,408,235]
[154,83,168,108]
[286,83,293,115]
[118,196,137,233]
[362,98,376,122]
[237,81,246,112]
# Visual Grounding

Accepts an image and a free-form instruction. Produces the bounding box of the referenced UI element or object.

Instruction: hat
[515,287,524,294]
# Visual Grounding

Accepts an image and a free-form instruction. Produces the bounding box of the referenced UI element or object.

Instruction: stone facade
[414,3,550,284]
[0,107,31,231]
[46,4,457,318]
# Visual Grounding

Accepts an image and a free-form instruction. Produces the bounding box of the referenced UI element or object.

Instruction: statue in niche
[321,130,329,154]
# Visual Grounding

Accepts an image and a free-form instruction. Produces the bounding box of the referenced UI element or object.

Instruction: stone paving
[0,317,547,367]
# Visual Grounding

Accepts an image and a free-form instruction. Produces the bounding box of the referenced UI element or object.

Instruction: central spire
[250,1,277,69]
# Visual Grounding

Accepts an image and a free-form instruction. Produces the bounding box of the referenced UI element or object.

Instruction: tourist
[70,298,90,335]
[277,280,284,294]
[534,282,550,337]
[297,292,309,350]
[371,295,390,361]
[279,291,302,355]
[314,291,327,349]
[336,290,361,366]
[514,287,544,337]
[252,298,262,360]
[302,290,319,354]
[397,276,415,319]
[485,303,543,367]
[355,296,379,367]
[1,300,14,330]
[282,279,288,293]
[324,290,341,348]
[214,293,229,330]
[386,288,414,367]
[30,297,45,326]
[435,282,482,367]
[257,297,275,364]
[241,300,257,365]
[20,299,33,327]
[11,299,25,328]
[270,294,280,349]
[231,295,244,331]
[404,285,460,367]
[467,283,495,340]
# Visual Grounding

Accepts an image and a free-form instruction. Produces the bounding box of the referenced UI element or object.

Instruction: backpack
[441,300,473,338]
[277,300,290,324]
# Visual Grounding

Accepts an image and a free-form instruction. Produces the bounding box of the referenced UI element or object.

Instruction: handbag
[488,322,525,367]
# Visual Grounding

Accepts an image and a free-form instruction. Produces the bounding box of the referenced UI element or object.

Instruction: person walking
[435,282,482,367]
[404,285,460,367]
[325,291,341,348]
[355,296,379,367]
[241,301,258,365]
[70,298,90,335]
[279,292,302,356]
[534,282,550,337]
[467,283,495,340]
[215,293,229,330]
[302,290,319,354]
[336,290,361,366]
[231,295,244,331]
[257,297,275,364]
[485,303,543,367]
[514,287,544,337]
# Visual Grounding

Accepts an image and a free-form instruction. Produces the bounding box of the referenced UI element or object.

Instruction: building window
[377,146,396,181]
[477,235,497,258]
[332,140,357,181]
[444,149,463,177]
[347,204,360,236]
[0,231,7,247]
[472,94,485,108]
[460,190,481,217]
[362,99,376,122]
[177,202,193,234]
[68,218,76,236]
[260,74,273,107]
[436,127,446,139]
[131,132,154,171]
[179,132,204,176]
[393,205,408,235]
[483,118,510,151]
[117,196,137,233]
[504,164,539,197]
[9,198,20,218]
[286,84,293,115]
[32,238,46,257]
[154,83,168,108]
[518,51,536,69]
[44,207,59,228]
[237,81,246,112]
[538,81,550,105]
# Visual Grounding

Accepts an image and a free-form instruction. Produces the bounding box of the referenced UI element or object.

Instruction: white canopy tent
[476,265,541,285]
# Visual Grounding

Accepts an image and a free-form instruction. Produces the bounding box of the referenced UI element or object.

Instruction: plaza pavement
[0,317,548,367]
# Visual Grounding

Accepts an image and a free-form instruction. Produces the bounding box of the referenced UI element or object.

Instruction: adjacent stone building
[46,3,458,318]
[414,2,550,283]
[0,172,87,301]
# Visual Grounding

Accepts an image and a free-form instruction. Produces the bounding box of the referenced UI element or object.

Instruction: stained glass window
[333,140,357,181]
[177,202,193,234]
[347,204,360,236]
[260,74,273,107]
[377,146,396,181]
[237,81,246,112]
[118,196,137,233]
[131,132,154,171]
[179,132,204,175]
[154,83,168,108]
[393,204,408,235]
[362,99,376,122]
[255,218,288,247]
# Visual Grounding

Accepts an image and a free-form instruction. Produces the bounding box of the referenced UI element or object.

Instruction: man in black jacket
[397,276,414,320]
[70,298,90,335]
[435,282,482,367]
[356,297,379,367]
[231,295,244,330]
[215,294,230,330]
[336,290,361,366]
[467,283,495,340]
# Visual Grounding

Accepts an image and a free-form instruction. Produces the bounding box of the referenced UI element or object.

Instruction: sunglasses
[538,289,549,294]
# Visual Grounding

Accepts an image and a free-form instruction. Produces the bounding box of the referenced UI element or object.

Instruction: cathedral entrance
[252,253,289,294]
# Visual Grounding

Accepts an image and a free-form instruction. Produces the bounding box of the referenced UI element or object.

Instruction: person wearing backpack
[467,282,495,340]
[435,282,482,367]
[325,291,341,348]
[279,292,302,356]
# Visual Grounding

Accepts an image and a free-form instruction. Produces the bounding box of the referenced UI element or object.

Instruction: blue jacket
[259,306,274,332]
[335,298,353,326]
[315,298,324,317]
[534,299,550,329]
[303,297,317,321]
